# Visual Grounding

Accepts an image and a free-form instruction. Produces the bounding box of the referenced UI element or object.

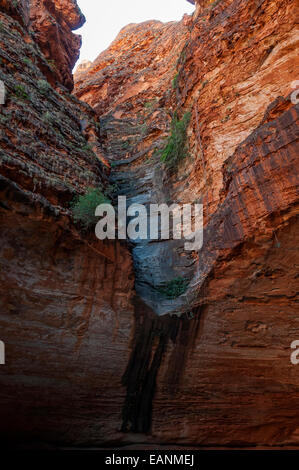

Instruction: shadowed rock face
[0,0,30,26]
[0,0,134,447]
[0,0,299,449]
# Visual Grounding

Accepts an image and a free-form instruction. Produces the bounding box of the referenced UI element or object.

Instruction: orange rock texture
[0,0,298,448]
[0,0,134,447]
[75,0,299,446]
[30,0,85,90]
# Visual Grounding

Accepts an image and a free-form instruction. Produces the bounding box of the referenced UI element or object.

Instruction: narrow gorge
[0,0,298,449]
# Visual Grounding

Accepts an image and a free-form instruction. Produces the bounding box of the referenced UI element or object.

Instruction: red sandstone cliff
[0,0,134,447]
[0,0,298,449]
[75,0,299,445]
[29,0,85,90]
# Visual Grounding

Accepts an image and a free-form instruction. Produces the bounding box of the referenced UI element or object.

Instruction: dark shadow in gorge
[121,296,203,434]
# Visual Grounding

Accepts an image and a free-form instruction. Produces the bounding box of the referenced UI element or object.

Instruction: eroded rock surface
[29,0,85,90]
[75,0,299,446]
[75,0,299,315]
[0,0,298,449]
[0,0,134,447]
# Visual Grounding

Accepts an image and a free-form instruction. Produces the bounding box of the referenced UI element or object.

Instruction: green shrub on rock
[160,112,191,169]
[37,79,51,95]
[70,187,110,230]
[158,276,189,299]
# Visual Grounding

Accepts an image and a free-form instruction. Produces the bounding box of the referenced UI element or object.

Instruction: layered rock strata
[29,0,85,90]
[0,0,134,447]
[0,0,298,449]
[75,0,299,446]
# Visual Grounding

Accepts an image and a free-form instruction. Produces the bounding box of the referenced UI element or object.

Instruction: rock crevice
[0,0,298,448]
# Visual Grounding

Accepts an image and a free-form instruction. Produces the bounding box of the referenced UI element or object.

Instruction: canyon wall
[29,0,85,90]
[75,0,299,318]
[75,0,299,446]
[0,0,134,447]
[0,0,298,448]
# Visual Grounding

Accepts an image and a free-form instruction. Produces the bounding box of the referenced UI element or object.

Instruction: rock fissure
[0,0,298,448]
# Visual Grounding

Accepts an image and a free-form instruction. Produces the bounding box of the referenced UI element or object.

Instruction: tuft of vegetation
[46,59,56,70]
[160,112,191,168]
[0,114,8,125]
[172,72,179,89]
[144,101,153,109]
[121,140,130,150]
[37,79,51,95]
[70,187,110,230]
[14,83,29,99]
[144,98,158,110]
[42,111,53,123]
[158,277,189,299]
[81,142,93,152]
[22,57,33,67]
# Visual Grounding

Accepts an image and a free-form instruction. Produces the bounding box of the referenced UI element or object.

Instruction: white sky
[76,0,194,64]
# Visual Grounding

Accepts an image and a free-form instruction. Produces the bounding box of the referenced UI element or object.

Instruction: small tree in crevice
[160,112,191,169]
[70,187,110,230]
[158,277,189,300]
